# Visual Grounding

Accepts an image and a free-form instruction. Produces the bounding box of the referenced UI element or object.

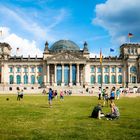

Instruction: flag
[128,33,133,38]
[100,49,102,64]
[110,48,114,52]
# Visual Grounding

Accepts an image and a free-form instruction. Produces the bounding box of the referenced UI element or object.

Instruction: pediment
[47,52,86,61]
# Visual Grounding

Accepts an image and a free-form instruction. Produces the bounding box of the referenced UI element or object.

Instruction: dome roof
[50,40,80,52]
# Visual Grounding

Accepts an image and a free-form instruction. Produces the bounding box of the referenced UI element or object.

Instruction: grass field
[0,95,140,140]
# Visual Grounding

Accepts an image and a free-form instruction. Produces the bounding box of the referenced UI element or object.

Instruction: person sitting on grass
[105,102,120,120]
[91,103,104,119]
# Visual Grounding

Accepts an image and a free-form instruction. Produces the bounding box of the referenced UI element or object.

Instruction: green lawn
[0,95,140,140]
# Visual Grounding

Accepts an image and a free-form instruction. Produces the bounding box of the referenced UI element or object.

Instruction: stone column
[35,65,38,84]
[128,64,130,84]
[95,66,98,84]
[28,66,30,84]
[61,64,64,86]
[69,64,72,86]
[47,64,50,85]
[1,64,4,84]
[76,64,80,86]
[138,63,140,83]
[14,66,16,84]
[43,63,47,85]
[115,66,118,84]
[54,64,57,86]
[102,66,104,83]
[21,66,23,84]
[122,64,126,87]
[109,66,111,84]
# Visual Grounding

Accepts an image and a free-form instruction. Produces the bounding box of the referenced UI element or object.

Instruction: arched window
[24,75,28,84]
[91,75,95,84]
[104,75,109,84]
[111,75,116,84]
[118,75,122,84]
[16,75,21,84]
[9,75,14,84]
[130,66,137,73]
[31,75,35,84]
[98,75,101,84]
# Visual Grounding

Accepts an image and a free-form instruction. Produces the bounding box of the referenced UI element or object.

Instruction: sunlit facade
[0,40,140,92]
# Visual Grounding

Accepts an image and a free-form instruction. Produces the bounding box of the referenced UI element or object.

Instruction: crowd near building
[0,40,140,92]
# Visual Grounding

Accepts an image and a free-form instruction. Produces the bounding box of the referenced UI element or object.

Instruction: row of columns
[45,64,80,86]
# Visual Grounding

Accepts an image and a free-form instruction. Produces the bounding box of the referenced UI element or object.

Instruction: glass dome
[50,40,80,52]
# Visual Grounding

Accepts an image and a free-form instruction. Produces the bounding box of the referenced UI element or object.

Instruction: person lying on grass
[91,103,104,119]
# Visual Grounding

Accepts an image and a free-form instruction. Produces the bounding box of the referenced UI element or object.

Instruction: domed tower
[49,40,80,52]
[44,41,49,52]
[0,42,12,60]
[83,41,89,58]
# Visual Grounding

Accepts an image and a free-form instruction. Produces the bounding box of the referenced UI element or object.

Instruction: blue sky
[0,0,140,57]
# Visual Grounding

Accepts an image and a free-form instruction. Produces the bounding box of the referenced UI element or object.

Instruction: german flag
[128,33,133,38]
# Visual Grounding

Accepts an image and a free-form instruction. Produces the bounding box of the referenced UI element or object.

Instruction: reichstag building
[0,40,140,92]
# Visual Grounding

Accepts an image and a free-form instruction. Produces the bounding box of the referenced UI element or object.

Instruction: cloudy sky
[0,0,140,57]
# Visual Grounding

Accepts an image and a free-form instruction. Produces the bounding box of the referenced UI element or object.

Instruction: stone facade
[0,40,140,92]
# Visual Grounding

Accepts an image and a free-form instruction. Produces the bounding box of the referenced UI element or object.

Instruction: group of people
[98,87,121,106]
[91,101,120,120]
[48,88,64,107]
[91,87,120,120]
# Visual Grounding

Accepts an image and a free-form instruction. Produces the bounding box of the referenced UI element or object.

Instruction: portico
[45,63,84,86]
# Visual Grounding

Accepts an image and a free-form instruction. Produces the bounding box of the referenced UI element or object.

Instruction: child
[60,90,64,100]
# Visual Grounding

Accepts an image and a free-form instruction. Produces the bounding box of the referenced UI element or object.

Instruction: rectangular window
[104,67,109,73]
[98,67,101,73]
[38,66,42,73]
[31,67,35,73]
[17,67,21,73]
[24,67,28,73]
[112,67,115,72]
[9,67,13,73]
[90,66,95,73]
[118,68,122,73]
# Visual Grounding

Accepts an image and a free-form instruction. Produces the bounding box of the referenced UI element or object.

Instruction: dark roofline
[120,43,140,48]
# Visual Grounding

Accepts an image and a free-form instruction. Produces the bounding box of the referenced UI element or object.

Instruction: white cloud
[90,52,99,58]
[0,6,68,43]
[93,0,140,45]
[0,27,43,57]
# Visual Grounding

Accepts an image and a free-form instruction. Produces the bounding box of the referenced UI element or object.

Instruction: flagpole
[101,60,103,92]
[129,37,130,43]
[100,49,103,92]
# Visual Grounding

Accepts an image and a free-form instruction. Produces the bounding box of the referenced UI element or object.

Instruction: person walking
[48,88,53,107]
